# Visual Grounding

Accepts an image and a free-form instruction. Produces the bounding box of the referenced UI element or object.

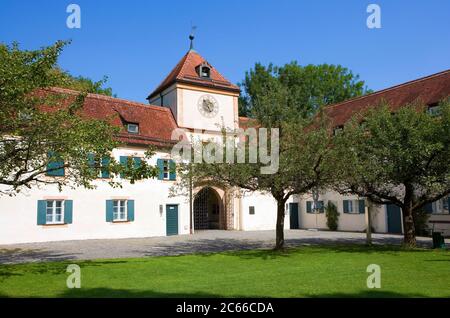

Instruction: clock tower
[146,39,240,135]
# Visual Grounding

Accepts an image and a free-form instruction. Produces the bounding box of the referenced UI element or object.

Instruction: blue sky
[1,0,449,103]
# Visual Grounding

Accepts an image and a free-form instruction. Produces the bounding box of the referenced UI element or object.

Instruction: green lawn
[0,245,449,298]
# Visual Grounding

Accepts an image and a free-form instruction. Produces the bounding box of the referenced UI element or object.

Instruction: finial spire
[189,24,197,51]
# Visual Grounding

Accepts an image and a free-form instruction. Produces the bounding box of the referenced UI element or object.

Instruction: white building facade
[0,49,449,245]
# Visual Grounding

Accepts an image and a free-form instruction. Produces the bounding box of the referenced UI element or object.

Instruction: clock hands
[203,99,214,112]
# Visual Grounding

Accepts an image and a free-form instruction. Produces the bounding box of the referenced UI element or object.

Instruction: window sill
[41,223,68,227]
[111,220,132,223]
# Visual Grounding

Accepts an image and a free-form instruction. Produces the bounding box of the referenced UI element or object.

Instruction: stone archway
[193,187,222,230]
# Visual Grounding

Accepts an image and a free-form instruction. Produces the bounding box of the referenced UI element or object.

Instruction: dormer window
[333,126,344,136]
[427,104,441,117]
[127,123,139,134]
[197,63,211,79]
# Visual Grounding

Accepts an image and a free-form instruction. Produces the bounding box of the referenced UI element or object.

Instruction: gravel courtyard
[0,230,446,264]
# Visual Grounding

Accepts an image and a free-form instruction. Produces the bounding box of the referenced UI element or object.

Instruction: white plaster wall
[295,191,387,233]
[240,191,291,231]
[0,148,189,244]
[180,88,235,131]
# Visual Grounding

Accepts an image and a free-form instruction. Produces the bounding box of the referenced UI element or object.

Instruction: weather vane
[189,23,197,51]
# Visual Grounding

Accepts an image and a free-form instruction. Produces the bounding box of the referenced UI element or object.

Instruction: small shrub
[325,201,339,231]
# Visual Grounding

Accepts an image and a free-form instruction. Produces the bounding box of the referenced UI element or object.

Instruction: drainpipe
[365,198,372,245]
[189,163,194,235]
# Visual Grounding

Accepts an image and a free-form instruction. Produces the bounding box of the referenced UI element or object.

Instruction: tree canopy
[239,62,370,119]
[332,99,450,246]
[0,41,155,195]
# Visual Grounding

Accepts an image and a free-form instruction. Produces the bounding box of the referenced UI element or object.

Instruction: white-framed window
[347,200,354,213]
[162,159,170,180]
[431,198,450,214]
[46,200,64,224]
[333,126,344,136]
[127,123,139,134]
[343,199,364,214]
[427,105,441,117]
[113,200,127,221]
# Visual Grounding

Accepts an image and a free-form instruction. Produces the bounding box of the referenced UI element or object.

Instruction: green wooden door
[387,204,402,234]
[289,203,299,229]
[166,204,179,236]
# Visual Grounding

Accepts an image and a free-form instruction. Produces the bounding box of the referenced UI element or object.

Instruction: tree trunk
[402,205,416,247]
[275,199,286,250]
[365,199,372,246]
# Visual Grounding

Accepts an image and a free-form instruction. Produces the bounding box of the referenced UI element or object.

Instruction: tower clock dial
[197,94,219,118]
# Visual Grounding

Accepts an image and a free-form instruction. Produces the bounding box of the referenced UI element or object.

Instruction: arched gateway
[194,187,221,230]
[193,187,234,230]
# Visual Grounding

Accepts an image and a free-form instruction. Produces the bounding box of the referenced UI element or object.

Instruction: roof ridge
[46,87,170,113]
[148,51,190,99]
[325,69,450,109]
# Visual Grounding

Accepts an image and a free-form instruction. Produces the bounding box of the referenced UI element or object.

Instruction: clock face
[197,95,219,118]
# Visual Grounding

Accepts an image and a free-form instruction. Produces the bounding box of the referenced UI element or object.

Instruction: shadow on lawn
[129,236,435,260]
[0,259,132,280]
[0,288,430,298]
[0,248,80,264]
[163,242,439,260]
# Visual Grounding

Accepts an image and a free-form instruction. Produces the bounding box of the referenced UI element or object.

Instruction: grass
[0,244,449,298]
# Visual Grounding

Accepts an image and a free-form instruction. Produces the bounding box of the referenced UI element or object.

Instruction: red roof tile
[147,50,240,99]
[44,87,179,147]
[324,69,450,126]
[238,116,260,130]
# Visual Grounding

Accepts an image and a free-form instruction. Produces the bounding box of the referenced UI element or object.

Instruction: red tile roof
[324,69,450,126]
[147,50,240,100]
[238,116,259,130]
[44,87,179,147]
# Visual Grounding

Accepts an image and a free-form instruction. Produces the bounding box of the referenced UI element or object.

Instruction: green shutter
[101,157,111,178]
[87,153,95,167]
[424,202,433,214]
[169,160,176,181]
[87,153,96,176]
[46,151,65,176]
[37,200,47,225]
[359,200,365,214]
[306,201,312,213]
[343,200,349,213]
[106,200,114,222]
[157,159,164,180]
[133,157,142,168]
[64,200,73,224]
[318,201,324,213]
[127,200,135,221]
[120,156,128,178]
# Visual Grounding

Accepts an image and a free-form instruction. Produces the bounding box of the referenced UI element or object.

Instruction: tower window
[198,64,211,78]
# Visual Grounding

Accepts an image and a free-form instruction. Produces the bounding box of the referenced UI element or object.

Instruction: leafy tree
[0,41,156,195]
[239,62,370,118]
[174,117,335,250]
[50,68,115,97]
[325,201,339,231]
[333,99,450,247]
